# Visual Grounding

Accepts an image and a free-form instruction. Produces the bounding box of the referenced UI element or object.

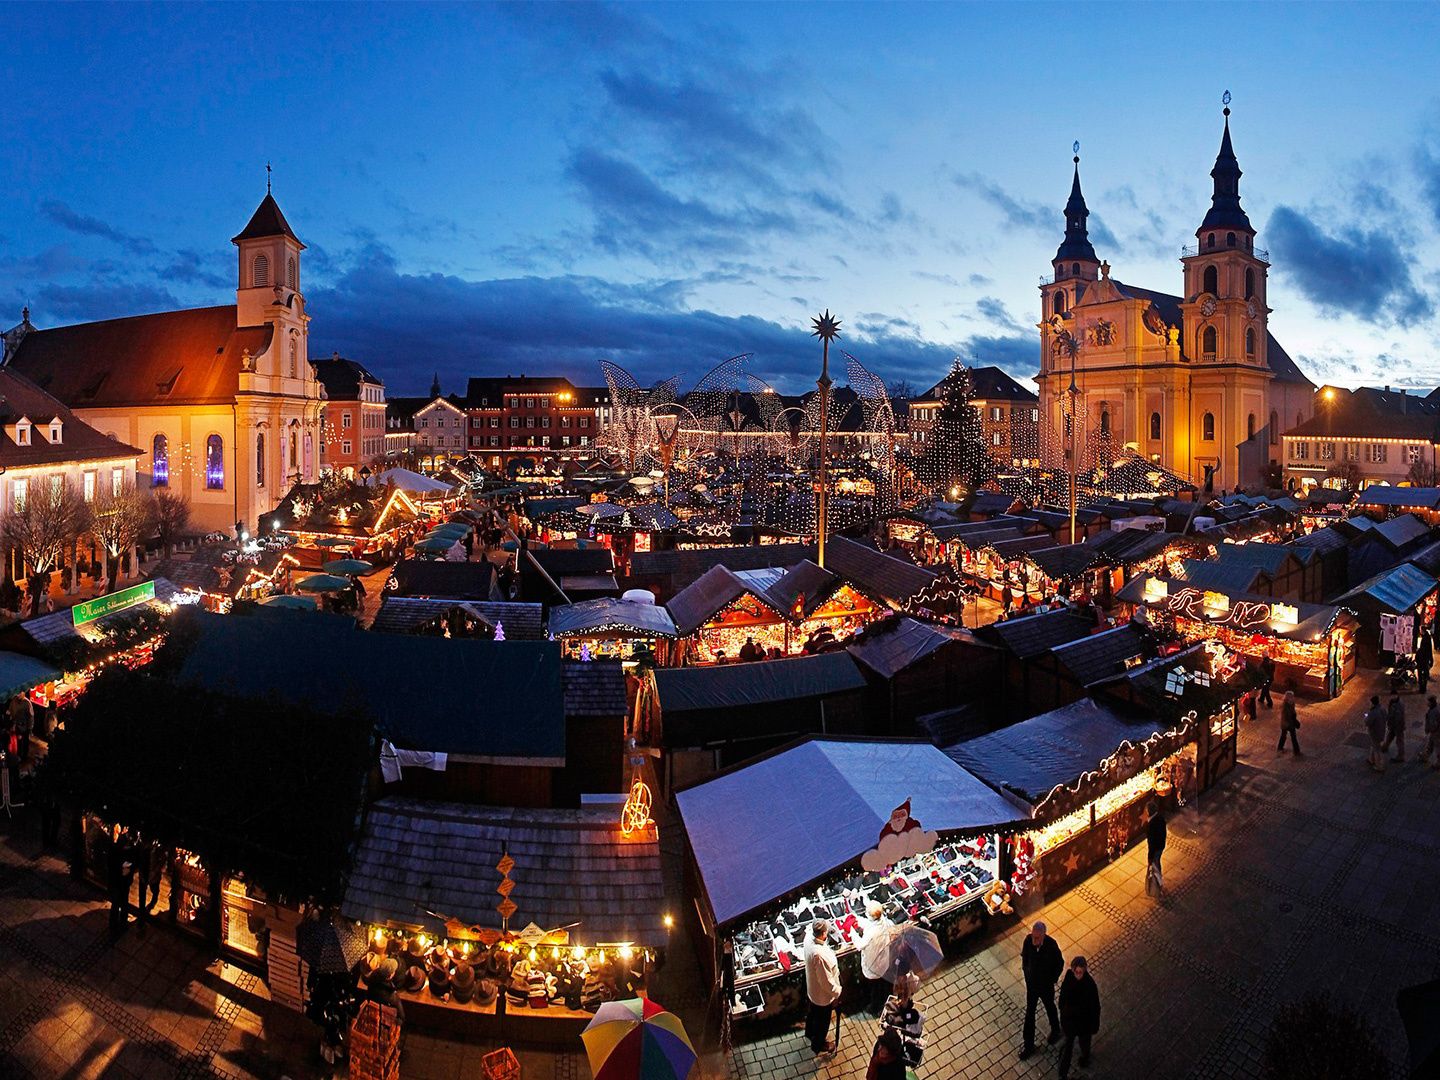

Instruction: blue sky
[3,2,1439,396]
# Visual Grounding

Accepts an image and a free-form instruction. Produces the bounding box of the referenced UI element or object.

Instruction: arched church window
[1270,410,1279,446]
[205,435,225,490]
[151,434,169,488]
[1071,262,1079,275]
[1247,413,1256,440]
[1203,265,1218,296]
[1150,412,1162,440]
[252,253,269,287]
[1245,328,1256,357]
[1054,290,1067,317]
[256,432,266,489]
[1245,269,1255,300]
[289,338,298,378]
[287,256,297,290]
[1227,232,1237,248]
[1207,233,1216,249]
[1100,410,1111,435]
[1203,412,1215,441]
[1202,326,1217,356]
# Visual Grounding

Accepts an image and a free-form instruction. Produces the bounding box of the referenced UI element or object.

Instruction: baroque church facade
[1034,107,1314,491]
[3,191,325,534]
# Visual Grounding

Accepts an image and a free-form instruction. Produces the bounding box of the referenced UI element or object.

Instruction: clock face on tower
[1201,297,1217,317]
[1246,300,1258,319]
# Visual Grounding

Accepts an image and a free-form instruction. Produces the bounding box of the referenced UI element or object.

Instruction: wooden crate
[349,1000,401,1080]
[481,1047,521,1080]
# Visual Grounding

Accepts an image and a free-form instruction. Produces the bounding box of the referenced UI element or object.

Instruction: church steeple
[1054,145,1099,269]
[430,373,442,399]
[1198,93,1253,235]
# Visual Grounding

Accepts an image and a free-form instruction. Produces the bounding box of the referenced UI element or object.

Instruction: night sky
[3,2,1439,395]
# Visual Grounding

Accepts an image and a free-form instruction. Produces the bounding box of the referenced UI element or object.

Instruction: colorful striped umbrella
[580,998,695,1080]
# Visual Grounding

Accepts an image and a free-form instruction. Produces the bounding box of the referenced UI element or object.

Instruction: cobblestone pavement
[1,667,1435,1079]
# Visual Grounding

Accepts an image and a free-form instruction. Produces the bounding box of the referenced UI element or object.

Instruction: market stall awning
[1116,578,1355,642]
[656,651,866,713]
[343,798,665,942]
[1335,563,1439,616]
[675,738,1022,927]
[0,651,60,698]
[943,697,1173,811]
[666,564,785,636]
[374,467,455,495]
[824,535,936,607]
[548,598,678,639]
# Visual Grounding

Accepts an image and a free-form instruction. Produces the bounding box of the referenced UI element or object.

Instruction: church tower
[1179,97,1269,372]
[232,183,309,380]
[1045,148,1100,324]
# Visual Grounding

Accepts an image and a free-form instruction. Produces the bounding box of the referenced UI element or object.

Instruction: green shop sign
[72,581,156,626]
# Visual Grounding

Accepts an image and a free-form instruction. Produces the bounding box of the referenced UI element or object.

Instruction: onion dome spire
[1055,142,1099,264]
[1199,91,1252,233]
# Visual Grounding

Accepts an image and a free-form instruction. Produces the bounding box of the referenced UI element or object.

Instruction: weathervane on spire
[1073,140,1080,164]
[1222,89,1231,117]
[266,161,272,194]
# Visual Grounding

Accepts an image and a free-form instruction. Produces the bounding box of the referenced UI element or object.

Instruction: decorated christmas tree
[918,359,994,497]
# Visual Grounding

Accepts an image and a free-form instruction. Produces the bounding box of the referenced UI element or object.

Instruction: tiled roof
[8,305,271,408]
[312,356,382,399]
[975,609,1095,660]
[231,192,302,245]
[561,660,627,716]
[369,597,544,639]
[343,798,664,941]
[1289,526,1351,556]
[0,368,141,468]
[1287,387,1440,440]
[917,365,1037,403]
[388,559,497,601]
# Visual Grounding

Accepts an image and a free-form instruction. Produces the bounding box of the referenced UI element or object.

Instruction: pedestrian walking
[1384,693,1407,763]
[803,920,840,1057]
[1419,629,1434,694]
[1258,655,1276,709]
[866,1029,907,1080]
[857,900,894,1015]
[1057,956,1101,1080]
[107,829,134,938]
[1145,800,1167,897]
[1018,921,1062,1059]
[1420,695,1440,769]
[1277,690,1301,754]
[1364,695,1388,771]
[143,841,168,914]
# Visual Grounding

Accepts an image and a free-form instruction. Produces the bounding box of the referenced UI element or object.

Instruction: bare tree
[90,481,152,593]
[886,378,918,403]
[0,478,91,616]
[1406,458,1438,488]
[151,490,192,559]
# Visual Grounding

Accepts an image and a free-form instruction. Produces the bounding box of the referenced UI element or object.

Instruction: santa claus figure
[878,798,922,843]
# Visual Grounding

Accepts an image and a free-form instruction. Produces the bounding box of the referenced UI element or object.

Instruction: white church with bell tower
[1035,98,1314,491]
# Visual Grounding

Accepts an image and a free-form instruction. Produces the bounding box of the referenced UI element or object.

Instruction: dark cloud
[599,69,830,173]
[1417,144,1440,229]
[35,281,179,322]
[958,334,1038,380]
[40,200,155,256]
[304,242,965,396]
[162,249,230,290]
[953,173,1118,251]
[975,296,1026,334]
[1267,205,1432,327]
[566,148,795,255]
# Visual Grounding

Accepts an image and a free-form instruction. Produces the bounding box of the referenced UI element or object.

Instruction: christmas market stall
[369,598,544,639]
[675,738,1022,1024]
[548,596,678,662]
[845,616,998,731]
[1334,563,1439,668]
[653,652,870,784]
[968,535,1061,604]
[341,797,666,1043]
[271,480,425,568]
[945,643,1250,899]
[0,578,183,712]
[1116,576,1358,699]
[1085,529,1213,600]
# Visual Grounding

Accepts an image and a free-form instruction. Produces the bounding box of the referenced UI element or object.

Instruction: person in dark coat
[1258,655,1276,709]
[865,1028,907,1080]
[1057,956,1100,1079]
[1145,801,1167,898]
[107,829,135,938]
[1018,921,1062,1059]
[1277,690,1301,754]
[1365,695,1388,771]
[1419,629,1434,694]
[1384,693,1407,763]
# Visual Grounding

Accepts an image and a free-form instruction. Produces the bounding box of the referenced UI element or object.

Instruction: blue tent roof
[676,738,1021,926]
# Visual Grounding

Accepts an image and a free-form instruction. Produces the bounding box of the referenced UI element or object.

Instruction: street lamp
[811,310,842,568]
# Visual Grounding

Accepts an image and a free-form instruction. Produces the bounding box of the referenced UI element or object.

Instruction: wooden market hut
[1214,543,1314,602]
[1021,624,1152,713]
[1346,513,1434,587]
[973,609,1098,720]
[547,597,679,662]
[653,652,869,785]
[369,597,545,639]
[521,546,619,607]
[388,558,499,601]
[1334,563,1440,667]
[1287,525,1352,600]
[626,542,813,605]
[1353,485,1440,525]
[844,615,998,732]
